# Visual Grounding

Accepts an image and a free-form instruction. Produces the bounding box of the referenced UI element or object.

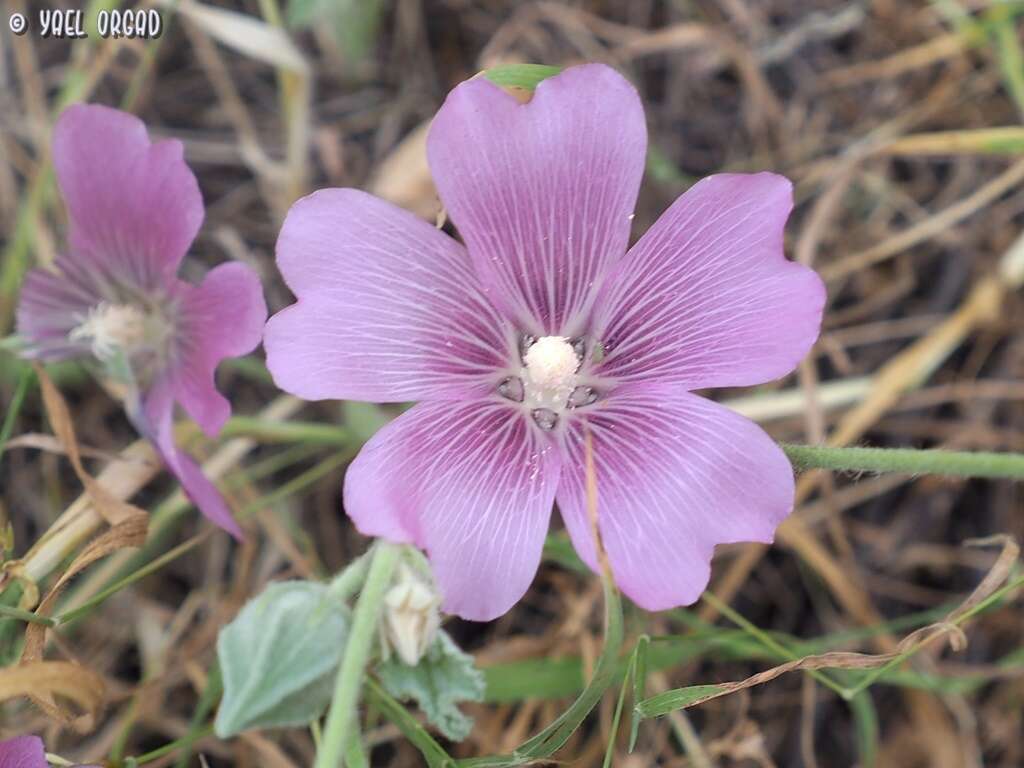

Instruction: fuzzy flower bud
[382,562,441,666]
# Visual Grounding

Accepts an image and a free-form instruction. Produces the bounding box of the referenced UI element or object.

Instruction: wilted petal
[0,735,47,768]
[53,103,203,290]
[142,378,243,539]
[428,63,647,335]
[593,173,825,389]
[173,263,267,436]
[264,189,508,403]
[345,400,561,621]
[557,383,793,610]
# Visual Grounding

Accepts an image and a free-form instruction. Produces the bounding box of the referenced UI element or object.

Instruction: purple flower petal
[173,263,267,436]
[52,103,203,291]
[345,400,561,621]
[0,735,46,768]
[593,173,825,389]
[16,256,102,360]
[556,383,793,610]
[427,64,647,336]
[143,378,243,539]
[264,189,509,403]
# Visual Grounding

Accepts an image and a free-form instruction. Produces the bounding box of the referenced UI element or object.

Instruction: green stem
[328,552,371,603]
[0,604,54,626]
[316,542,400,768]
[240,450,354,515]
[701,591,847,698]
[343,733,369,768]
[782,443,1024,480]
[219,417,349,446]
[364,678,453,767]
[0,364,32,469]
[56,535,204,625]
[128,724,214,765]
[174,661,224,768]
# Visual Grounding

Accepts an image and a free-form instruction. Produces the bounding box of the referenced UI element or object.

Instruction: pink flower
[16,105,267,538]
[264,64,825,620]
[0,735,98,768]
[0,735,46,768]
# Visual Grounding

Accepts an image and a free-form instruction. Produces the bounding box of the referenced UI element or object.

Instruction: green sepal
[483,64,562,93]
[377,630,485,742]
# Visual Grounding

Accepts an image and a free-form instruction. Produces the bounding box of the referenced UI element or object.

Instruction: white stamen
[69,302,147,361]
[522,336,578,410]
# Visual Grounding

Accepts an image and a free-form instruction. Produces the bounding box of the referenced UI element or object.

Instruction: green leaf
[606,638,649,768]
[987,2,1024,118]
[849,690,879,768]
[456,573,625,767]
[331,0,383,65]
[377,630,485,742]
[342,400,394,443]
[0,362,32,470]
[628,635,649,751]
[483,64,562,92]
[645,144,697,187]
[215,581,350,737]
[541,532,589,574]
[483,656,583,703]
[365,678,455,768]
[286,0,382,65]
[634,684,727,719]
[285,0,322,27]
[515,572,624,759]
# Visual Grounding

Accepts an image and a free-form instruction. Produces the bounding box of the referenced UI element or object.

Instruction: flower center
[69,302,148,362]
[523,336,577,406]
[496,335,602,430]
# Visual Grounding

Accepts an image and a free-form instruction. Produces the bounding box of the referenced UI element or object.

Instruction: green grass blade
[0,363,33,470]
[849,690,879,768]
[365,678,454,768]
[635,685,728,718]
[628,635,649,751]
[603,644,639,768]
[514,573,623,759]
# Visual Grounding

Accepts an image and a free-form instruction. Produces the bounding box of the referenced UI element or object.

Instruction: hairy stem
[316,541,400,768]
[782,443,1024,480]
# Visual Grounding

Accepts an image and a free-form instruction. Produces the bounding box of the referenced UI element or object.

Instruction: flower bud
[382,562,441,666]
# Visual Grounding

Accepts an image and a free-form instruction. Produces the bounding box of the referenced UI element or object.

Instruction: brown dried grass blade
[34,363,148,527]
[648,537,1019,715]
[21,514,148,663]
[0,661,106,732]
[583,424,610,578]
[18,365,149,726]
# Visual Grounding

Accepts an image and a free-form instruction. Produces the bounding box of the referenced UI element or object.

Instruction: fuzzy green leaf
[215,581,349,736]
[377,630,485,741]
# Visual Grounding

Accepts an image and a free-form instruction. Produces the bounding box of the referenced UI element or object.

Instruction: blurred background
[2,1,1024,766]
